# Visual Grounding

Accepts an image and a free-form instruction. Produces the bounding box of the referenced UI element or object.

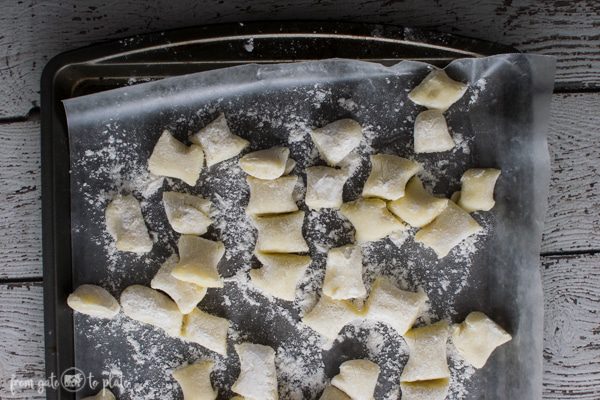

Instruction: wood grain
[0,283,45,400]
[0,0,599,117]
[542,254,600,399]
[0,255,598,399]
[0,120,41,280]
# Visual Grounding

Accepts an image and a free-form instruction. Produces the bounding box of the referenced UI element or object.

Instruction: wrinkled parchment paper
[63,55,555,399]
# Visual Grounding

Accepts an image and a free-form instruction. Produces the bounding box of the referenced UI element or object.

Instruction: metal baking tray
[41,21,516,399]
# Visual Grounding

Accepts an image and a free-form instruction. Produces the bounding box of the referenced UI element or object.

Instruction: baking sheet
[63,54,555,399]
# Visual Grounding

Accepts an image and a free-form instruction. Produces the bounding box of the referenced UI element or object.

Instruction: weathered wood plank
[0,93,598,278]
[0,283,45,400]
[0,0,599,117]
[542,253,600,399]
[0,120,41,280]
[542,93,600,254]
[0,255,598,398]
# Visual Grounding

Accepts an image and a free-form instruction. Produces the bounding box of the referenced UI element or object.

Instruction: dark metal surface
[41,21,516,399]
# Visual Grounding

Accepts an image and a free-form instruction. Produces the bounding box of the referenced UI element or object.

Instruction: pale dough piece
[387,177,449,228]
[414,110,455,153]
[151,254,207,314]
[323,245,366,300]
[340,198,407,242]
[284,158,296,175]
[458,168,501,212]
[250,252,312,301]
[365,277,428,336]
[148,130,204,186]
[401,321,450,382]
[310,119,363,166]
[246,176,299,215]
[362,154,421,200]
[171,235,225,288]
[450,191,461,203]
[320,386,351,400]
[408,69,468,111]
[162,191,212,235]
[190,113,249,167]
[400,379,449,400]
[253,211,309,253]
[172,360,217,400]
[67,284,120,319]
[120,285,183,337]
[239,146,290,180]
[305,166,349,209]
[232,343,278,400]
[331,359,380,400]
[302,295,364,341]
[451,311,512,369]
[82,389,116,400]
[181,308,230,356]
[105,194,153,253]
[414,201,482,258]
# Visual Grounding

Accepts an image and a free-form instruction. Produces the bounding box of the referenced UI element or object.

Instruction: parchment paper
[63,55,555,400]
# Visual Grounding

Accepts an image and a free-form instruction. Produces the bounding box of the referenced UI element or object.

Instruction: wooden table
[0,1,598,398]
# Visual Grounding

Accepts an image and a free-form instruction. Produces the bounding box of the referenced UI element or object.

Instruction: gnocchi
[305,166,348,209]
[190,113,249,167]
[172,360,217,400]
[181,308,230,356]
[82,389,116,400]
[331,359,380,400]
[414,110,455,153]
[414,201,482,258]
[250,252,312,301]
[302,294,364,341]
[340,198,406,242]
[171,235,225,288]
[67,284,120,319]
[408,69,468,111]
[105,194,153,253]
[120,285,183,337]
[387,177,449,228]
[401,321,450,382]
[458,168,501,212]
[400,379,449,400]
[253,211,309,253]
[148,130,204,186]
[310,119,363,166]
[239,146,290,180]
[323,245,366,300]
[320,386,351,400]
[232,343,279,400]
[362,154,421,200]
[162,191,212,235]
[246,175,299,215]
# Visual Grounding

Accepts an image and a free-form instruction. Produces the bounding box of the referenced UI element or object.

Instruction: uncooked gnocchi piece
[331,359,380,400]
[302,295,364,341]
[150,254,207,314]
[320,386,351,400]
[310,119,363,166]
[250,252,312,301]
[323,245,366,300]
[400,379,449,400]
[362,154,421,200]
[82,389,116,400]
[232,343,278,400]
[181,308,230,356]
[365,277,428,336]
[253,211,309,253]
[172,360,217,400]
[171,235,225,288]
[120,285,183,337]
[305,166,348,209]
[239,146,290,180]
[408,69,468,111]
[387,177,449,228]
[67,284,120,319]
[148,130,204,186]
[246,175,299,215]
[163,191,212,235]
[105,194,153,253]
[340,198,406,242]
[458,168,501,212]
[414,110,455,153]
[451,311,512,369]
[190,113,249,167]
[284,158,297,174]
[414,201,482,258]
[401,321,450,382]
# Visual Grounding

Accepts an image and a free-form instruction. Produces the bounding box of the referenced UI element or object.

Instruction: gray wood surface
[1,0,600,117]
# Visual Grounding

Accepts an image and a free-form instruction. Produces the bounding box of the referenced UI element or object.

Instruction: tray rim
[41,20,517,400]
